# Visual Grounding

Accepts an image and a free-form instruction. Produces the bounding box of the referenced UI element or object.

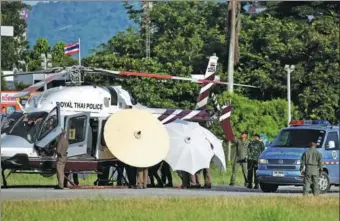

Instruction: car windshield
[1,112,24,134]
[271,129,326,148]
[7,111,48,143]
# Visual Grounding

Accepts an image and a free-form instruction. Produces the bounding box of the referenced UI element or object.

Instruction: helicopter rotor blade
[13,70,69,98]
[2,67,63,77]
[92,68,259,88]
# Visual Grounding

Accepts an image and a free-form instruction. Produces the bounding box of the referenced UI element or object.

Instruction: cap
[310,141,317,146]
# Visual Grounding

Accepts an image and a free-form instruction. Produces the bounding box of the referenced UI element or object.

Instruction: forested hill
[26,1,138,57]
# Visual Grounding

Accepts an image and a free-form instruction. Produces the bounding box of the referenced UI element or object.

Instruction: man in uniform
[229,131,250,186]
[300,141,323,196]
[136,167,148,189]
[247,134,265,189]
[55,129,69,189]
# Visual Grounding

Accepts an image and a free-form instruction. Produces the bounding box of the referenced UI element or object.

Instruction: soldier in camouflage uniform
[229,131,250,186]
[247,134,265,189]
[300,141,323,196]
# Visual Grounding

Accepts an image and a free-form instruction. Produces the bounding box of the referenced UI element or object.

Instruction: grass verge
[2,196,339,221]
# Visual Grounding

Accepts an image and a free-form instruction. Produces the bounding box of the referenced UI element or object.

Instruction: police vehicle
[257,120,339,194]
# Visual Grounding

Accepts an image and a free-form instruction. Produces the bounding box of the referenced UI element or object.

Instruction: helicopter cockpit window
[1,112,24,134]
[37,107,60,141]
[67,115,87,144]
[129,91,137,105]
[106,87,117,106]
[100,120,107,146]
[7,111,48,143]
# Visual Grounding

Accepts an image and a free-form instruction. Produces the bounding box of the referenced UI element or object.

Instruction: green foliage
[23,38,78,71]
[27,1,137,57]
[1,2,31,70]
[1,72,8,90]
[84,1,339,132]
[208,93,298,141]
[14,82,30,91]
[235,10,339,123]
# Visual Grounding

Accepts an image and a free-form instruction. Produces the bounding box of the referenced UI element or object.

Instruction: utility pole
[226,0,239,162]
[227,0,237,93]
[40,53,52,91]
[284,64,295,126]
[142,1,152,58]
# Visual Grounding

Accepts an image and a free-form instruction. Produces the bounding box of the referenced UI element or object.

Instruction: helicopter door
[64,112,90,157]
[35,105,62,148]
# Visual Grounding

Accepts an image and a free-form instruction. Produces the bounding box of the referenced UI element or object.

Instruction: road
[1,185,339,201]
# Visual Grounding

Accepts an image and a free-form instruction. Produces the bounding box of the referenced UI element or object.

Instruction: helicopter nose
[0,135,35,158]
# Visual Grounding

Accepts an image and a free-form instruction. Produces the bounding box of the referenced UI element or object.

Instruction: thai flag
[64,41,80,55]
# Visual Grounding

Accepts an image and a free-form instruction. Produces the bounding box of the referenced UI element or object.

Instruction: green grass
[2,196,339,221]
[0,163,244,186]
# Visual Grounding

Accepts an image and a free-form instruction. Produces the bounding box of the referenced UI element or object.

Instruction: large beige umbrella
[104,109,170,168]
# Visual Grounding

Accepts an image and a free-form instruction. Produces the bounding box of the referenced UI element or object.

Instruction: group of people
[229,130,324,195]
[54,127,324,196]
[228,131,265,189]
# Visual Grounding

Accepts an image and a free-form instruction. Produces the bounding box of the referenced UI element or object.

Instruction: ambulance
[257,120,339,193]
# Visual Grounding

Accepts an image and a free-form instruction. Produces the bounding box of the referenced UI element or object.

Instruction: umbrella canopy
[164,119,214,175]
[202,127,227,172]
[104,109,170,168]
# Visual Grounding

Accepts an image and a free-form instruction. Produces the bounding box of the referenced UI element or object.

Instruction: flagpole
[78,38,81,66]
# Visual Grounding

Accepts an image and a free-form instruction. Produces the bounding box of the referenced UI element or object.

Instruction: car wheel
[319,171,330,194]
[260,183,279,192]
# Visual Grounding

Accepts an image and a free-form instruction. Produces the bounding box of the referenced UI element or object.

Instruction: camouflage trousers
[303,174,319,196]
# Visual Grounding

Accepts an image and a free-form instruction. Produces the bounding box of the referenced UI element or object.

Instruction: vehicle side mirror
[328,141,335,149]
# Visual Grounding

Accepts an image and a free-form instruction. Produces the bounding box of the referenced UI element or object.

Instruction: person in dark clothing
[160,161,173,187]
[148,162,164,187]
[125,164,137,188]
[64,173,79,187]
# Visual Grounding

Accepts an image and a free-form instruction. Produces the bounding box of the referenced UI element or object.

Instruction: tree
[1,2,31,70]
[51,41,78,67]
[91,1,339,124]
[234,9,339,122]
[1,72,8,90]
[24,38,77,71]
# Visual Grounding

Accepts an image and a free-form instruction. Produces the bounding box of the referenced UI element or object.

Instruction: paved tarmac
[1,185,339,201]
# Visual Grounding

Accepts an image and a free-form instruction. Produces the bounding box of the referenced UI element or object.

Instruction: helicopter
[0,54,257,187]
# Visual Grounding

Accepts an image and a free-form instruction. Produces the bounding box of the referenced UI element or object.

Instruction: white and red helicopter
[0,54,257,187]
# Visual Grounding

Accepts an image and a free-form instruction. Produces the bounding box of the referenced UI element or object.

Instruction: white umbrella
[202,128,226,172]
[164,119,214,175]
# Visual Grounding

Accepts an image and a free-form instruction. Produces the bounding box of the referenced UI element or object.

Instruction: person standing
[160,161,173,187]
[190,172,201,188]
[180,171,190,188]
[64,173,79,187]
[55,129,69,189]
[148,162,164,187]
[247,134,265,189]
[202,168,212,188]
[125,165,137,188]
[300,141,323,196]
[136,167,148,189]
[229,131,250,186]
